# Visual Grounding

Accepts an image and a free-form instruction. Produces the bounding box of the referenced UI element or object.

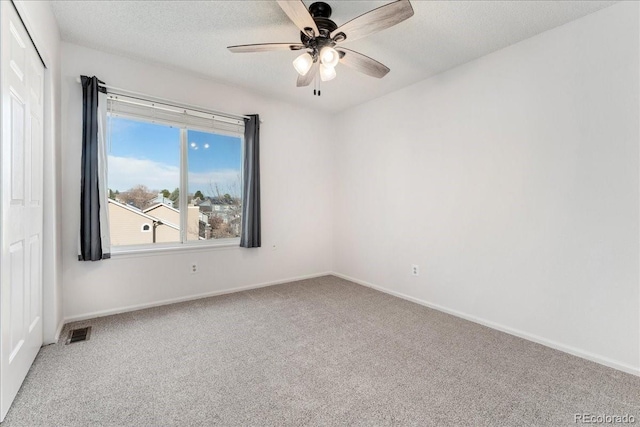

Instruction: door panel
[9,242,24,360]
[8,23,25,82]
[10,93,24,200]
[1,1,45,420]
[29,235,40,333]
[30,116,42,203]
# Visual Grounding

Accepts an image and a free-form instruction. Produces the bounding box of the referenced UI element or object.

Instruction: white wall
[13,1,63,344]
[333,2,640,375]
[60,43,333,320]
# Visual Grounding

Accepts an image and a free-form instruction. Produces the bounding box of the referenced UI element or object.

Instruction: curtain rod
[76,77,253,122]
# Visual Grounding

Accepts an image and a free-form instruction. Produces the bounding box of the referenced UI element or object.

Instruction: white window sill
[109,238,241,258]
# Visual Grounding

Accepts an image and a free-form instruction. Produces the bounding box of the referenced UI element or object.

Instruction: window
[106,94,244,249]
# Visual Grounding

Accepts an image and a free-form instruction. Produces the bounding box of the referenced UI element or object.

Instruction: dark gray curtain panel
[240,114,261,248]
[79,75,109,260]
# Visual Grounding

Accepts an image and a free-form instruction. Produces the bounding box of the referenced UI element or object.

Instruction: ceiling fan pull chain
[314,72,318,96]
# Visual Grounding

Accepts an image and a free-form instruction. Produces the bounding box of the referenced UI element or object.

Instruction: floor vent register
[65,326,92,344]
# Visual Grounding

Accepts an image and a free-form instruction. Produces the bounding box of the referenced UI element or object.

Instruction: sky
[107,116,242,196]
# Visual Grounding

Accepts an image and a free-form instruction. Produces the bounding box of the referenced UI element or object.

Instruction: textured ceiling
[51,0,617,113]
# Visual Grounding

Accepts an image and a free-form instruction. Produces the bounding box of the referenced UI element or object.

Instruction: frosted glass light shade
[320,47,340,67]
[293,52,313,76]
[319,64,336,82]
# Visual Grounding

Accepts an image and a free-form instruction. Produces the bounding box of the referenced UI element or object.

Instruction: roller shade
[107,94,244,135]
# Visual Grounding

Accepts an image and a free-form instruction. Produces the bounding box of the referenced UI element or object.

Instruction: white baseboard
[54,319,65,342]
[331,272,640,377]
[42,319,66,345]
[63,271,332,324]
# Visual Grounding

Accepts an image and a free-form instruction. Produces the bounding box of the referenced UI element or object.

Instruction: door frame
[9,0,61,345]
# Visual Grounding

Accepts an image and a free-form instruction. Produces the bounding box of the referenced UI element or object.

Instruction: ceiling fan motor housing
[309,2,332,18]
[301,1,338,44]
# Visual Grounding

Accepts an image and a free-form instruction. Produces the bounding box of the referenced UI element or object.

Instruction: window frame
[106,104,245,256]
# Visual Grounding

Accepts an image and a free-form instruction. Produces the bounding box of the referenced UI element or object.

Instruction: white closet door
[0,1,45,421]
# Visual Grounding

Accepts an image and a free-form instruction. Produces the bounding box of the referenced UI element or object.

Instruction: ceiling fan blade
[277,0,320,38]
[331,0,414,43]
[228,43,305,53]
[336,48,390,78]
[297,62,319,87]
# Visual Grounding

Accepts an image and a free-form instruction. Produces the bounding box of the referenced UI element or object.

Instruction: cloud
[108,155,240,195]
[188,170,241,195]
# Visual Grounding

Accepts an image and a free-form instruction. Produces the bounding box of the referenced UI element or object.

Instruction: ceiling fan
[227,0,414,94]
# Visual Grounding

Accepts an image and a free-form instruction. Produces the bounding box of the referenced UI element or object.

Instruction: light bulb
[319,47,339,67]
[319,64,336,82]
[293,52,313,76]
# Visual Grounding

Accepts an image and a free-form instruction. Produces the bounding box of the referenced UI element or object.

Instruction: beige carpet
[4,275,639,426]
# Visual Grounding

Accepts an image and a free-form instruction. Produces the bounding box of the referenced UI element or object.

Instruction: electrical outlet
[190,262,198,274]
[411,264,419,276]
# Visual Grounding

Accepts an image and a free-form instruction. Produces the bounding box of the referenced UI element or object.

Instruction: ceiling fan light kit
[228,0,414,95]
[319,63,336,82]
[319,46,339,68]
[293,52,314,76]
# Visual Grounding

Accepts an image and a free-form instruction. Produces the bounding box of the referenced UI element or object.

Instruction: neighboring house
[148,192,175,207]
[199,219,212,240]
[192,197,241,239]
[228,216,241,236]
[143,202,201,241]
[195,198,212,213]
[195,197,239,224]
[108,199,179,245]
